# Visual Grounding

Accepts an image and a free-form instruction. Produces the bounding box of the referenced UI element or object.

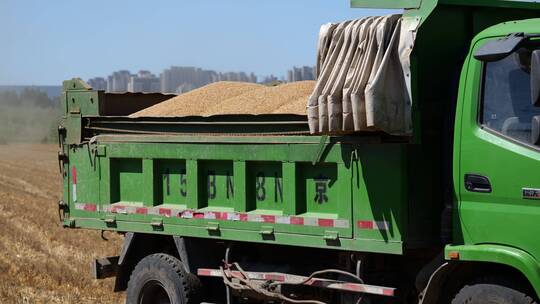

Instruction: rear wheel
[126,253,200,304]
[451,279,537,304]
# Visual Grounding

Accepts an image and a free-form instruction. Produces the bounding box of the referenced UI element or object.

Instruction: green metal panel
[199,160,234,209]
[246,161,283,212]
[70,147,100,204]
[110,158,144,204]
[353,145,407,243]
[233,161,247,212]
[64,133,410,253]
[155,159,188,206]
[65,113,81,145]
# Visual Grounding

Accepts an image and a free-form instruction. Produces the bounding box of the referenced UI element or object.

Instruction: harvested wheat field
[0,144,123,304]
[131,81,315,117]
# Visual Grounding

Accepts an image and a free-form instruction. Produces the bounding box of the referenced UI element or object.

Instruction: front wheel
[451,280,537,304]
[126,253,200,304]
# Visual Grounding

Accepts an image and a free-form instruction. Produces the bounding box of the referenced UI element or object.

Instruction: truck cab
[444,20,540,299]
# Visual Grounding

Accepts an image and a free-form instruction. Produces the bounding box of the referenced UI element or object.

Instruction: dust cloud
[0,89,61,144]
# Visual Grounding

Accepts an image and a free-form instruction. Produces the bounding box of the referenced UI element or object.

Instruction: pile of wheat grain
[131,81,315,117]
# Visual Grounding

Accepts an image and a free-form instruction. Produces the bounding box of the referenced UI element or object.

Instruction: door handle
[464,174,492,193]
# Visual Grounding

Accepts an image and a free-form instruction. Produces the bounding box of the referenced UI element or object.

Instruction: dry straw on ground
[131,81,316,117]
[0,145,124,303]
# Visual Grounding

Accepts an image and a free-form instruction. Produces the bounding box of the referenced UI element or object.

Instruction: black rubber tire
[451,281,537,304]
[126,253,200,304]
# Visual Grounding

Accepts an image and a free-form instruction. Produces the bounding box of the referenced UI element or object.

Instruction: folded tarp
[308,15,413,135]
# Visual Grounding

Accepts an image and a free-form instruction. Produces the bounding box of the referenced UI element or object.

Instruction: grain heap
[131,81,262,117]
[130,81,315,117]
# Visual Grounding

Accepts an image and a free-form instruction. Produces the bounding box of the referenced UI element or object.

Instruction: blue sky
[0,1,393,85]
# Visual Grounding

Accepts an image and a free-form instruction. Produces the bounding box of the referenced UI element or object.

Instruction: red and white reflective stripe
[73,203,349,229]
[74,203,97,212]
[197,268,395,297]
[357,220,389,231]
[197,268,287,281]
[71,166,77,202]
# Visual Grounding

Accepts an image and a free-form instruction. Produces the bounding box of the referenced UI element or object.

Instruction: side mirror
[531,50,540,107]
[532,116,540,145]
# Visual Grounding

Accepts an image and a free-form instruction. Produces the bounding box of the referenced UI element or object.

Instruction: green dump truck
[58,1,540,303]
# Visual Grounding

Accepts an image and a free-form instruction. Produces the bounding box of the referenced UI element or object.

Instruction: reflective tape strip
[75,203,97,212]
[303,217,319,226]
[290,216,304,225]
[216,212,229,220]
[71,167,77,202]
[71,166,77,184]
[247,214,262,222]
[276,216,291,225]
[318,218,334,227]
[136,207,148,215]
[260,215,276,223]
[357,220,389,231]
[193,212,205,219]
[73,203,350,228]
[334,219,350,229]
[204,212,216,220]
[197,268,395,297]
[227,213,241,221]
[180,211,194,219]
[84,204,97,212]
[72,184,77,202]
[159,208,172,217]
[197,269,220,277]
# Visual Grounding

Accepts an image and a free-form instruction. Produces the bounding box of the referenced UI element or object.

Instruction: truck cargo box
[61,79,413,255]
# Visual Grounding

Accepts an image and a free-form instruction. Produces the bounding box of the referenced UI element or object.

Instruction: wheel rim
[138,280,172,304]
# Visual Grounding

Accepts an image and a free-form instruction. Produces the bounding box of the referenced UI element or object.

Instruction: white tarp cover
[308,15,413,135]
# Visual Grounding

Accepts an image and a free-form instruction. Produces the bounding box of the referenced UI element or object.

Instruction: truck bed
[59,79,428,257]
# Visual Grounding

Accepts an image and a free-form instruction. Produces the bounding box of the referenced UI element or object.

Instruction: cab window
[481,47,540,146]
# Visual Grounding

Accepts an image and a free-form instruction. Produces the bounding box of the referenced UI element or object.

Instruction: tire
[451,280,537,304]
[126,253,200,304]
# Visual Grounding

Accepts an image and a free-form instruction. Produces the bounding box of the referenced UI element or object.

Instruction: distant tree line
[0,88,58,108]
[0,88,61,144]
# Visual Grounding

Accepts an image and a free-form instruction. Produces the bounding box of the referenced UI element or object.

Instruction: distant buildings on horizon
[87,65,315,94]
[0,65,316,101]
[287,66,315,83]
[160,66,257,94]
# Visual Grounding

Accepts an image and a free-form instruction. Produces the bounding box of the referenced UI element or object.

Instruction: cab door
[457,39,540,257]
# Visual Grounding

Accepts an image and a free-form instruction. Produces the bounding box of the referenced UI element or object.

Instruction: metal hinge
[151,218,163,229]
[58,200,68,222]
[260,226,274,236]
[104,215,116,226]
[206,222,220,232]
[58,125,66,148]
[324,231,339,241]
[58,151,68,176]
